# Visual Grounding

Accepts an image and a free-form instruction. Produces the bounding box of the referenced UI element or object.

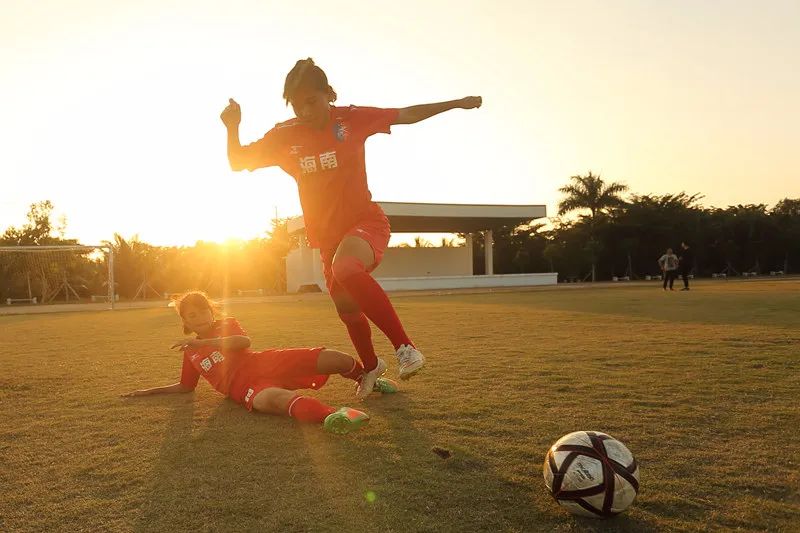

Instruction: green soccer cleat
[373,377,399,394]
[323,407,370,435]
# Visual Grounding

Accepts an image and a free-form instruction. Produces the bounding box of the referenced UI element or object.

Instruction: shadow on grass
[130,389,661,532]
[132,397,195,532]
[327,393,660,532]
[133,390,369,531]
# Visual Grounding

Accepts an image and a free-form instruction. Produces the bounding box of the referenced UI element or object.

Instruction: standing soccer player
[220,58,482,399]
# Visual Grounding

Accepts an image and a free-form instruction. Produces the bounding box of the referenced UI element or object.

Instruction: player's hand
[220,98,241,128]
[171,338,204,350]
[459,96,482,110]
[121,389,148,398]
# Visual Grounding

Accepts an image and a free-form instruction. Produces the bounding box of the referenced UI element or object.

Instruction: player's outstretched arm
[170,336,251,351]
[220,98,249,171]
[220,98,281,172]
[393,96,482,125]
[121,382,193,397]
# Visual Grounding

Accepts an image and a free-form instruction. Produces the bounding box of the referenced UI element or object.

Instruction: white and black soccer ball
[543,431,639,518]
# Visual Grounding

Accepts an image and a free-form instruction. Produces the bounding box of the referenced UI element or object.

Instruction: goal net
[0,245,115,308]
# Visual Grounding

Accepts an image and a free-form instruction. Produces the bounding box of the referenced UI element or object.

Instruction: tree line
[0,201,295,302]
[468,173,800,281]
[2,175,798,302]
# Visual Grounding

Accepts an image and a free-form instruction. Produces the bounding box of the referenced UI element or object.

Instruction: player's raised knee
[251,387,294,414]
[317,349,354,374]
[331,255,366,282]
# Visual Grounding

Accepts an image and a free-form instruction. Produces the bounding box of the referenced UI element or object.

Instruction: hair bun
[283,58,332,104]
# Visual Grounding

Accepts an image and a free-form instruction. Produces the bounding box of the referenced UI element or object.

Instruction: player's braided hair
[283,58,337,105]
[173,291,222,334]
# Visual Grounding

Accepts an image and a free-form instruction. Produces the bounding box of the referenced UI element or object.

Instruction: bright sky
[1,0,798,246]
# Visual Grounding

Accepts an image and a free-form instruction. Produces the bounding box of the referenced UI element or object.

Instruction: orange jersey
[243,106,399,248]
[179,318,250,396]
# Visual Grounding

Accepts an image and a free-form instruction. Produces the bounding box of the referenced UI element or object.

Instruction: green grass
[2,280,799,532]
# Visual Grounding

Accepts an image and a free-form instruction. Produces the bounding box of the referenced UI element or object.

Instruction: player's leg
[318,347,395,399]
[316,347,365,375]
[251,387,300,416]
[250,386,369,434]
[252,346,395,402]
[326,283,389,399]
[327,276,379,374]
[331,235,425,380]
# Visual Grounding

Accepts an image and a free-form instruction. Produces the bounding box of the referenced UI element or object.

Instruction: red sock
[339,311,378,372]
[287,396,336,423]
[333,257,413,350]
[339,356,365,381]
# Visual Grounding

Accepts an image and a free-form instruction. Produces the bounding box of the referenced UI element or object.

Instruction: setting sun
[3,1,798,246]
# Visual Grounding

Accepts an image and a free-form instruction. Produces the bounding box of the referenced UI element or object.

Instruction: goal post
[0,245,116,309]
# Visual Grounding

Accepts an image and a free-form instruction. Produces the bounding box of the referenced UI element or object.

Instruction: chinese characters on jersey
[199,351,225,372]
[300,151,338,174]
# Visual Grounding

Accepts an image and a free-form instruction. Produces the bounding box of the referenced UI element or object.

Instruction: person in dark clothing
[678,242,694,290]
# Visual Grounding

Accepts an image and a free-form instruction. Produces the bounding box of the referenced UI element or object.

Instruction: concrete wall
[286,246,324,293]
[285,240,558,293]
[372,247,472,278]
[375,273,558,291]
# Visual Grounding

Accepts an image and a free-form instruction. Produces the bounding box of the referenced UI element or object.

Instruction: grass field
[2,280,799,532]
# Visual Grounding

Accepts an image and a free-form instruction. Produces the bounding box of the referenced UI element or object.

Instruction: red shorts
[228,347,329,411]
[320,205,391,291]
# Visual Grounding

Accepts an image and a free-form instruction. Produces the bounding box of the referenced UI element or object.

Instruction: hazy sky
[2,0,798,246]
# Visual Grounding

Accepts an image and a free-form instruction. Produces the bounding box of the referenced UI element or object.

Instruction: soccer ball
[543,431,639,518]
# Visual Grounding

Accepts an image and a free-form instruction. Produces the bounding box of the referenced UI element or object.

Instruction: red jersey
[179,317,251,396]
[243,106,399,249]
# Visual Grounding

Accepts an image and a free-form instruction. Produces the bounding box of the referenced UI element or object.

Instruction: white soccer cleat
[396,344,425,380]
[356,357,387,400]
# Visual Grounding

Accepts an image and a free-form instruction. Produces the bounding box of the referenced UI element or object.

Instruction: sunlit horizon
[2,0,798,247]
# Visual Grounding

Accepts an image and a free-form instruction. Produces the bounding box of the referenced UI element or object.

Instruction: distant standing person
[678,242,694,291]
[658,248,679,291]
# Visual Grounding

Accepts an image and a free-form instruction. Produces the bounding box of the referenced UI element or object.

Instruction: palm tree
[103,233,161,299]
[413,236,433,248]
[558,172,628,281]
